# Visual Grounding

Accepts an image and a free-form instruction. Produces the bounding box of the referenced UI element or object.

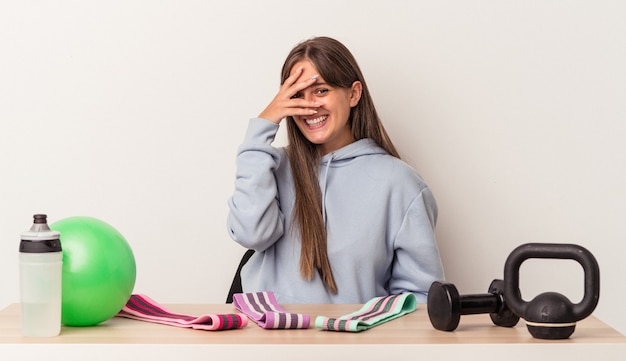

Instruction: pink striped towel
[116,294,248,330]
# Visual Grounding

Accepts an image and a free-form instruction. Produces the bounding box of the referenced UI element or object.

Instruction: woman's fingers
[281,67,319,100]
[258,68,320,123]
[282,66,305,88]
[258,98,318,124]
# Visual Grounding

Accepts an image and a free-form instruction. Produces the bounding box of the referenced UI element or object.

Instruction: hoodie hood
[320,138,388,167]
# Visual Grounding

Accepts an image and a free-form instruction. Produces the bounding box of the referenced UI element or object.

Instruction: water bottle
[19,214,63,337]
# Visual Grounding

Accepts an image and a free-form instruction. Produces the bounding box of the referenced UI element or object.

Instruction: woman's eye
[315,88,329,95]
[291,92,303,99]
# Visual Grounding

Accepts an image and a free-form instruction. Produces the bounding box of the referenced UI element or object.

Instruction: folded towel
[232,292,310,329]
[116,294,248,330]
[315,293,417,332]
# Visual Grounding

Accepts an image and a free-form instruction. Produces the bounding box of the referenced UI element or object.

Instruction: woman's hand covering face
[258,66,320,124]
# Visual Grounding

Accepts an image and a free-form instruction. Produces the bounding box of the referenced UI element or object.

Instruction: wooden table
[1,303,624,360]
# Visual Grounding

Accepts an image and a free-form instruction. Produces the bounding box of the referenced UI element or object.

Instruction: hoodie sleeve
[226,118,286,251]
[389,186,445,303]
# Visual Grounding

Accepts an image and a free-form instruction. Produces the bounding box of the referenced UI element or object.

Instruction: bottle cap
[20,214,62,253]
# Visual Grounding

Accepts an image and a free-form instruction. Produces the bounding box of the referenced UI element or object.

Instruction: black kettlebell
[503,243,600,339]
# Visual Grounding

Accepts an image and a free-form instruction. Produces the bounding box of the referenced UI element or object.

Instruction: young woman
[227,36,444,304]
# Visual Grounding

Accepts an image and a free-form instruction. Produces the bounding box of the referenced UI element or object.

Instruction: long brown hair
[281,37,400,294]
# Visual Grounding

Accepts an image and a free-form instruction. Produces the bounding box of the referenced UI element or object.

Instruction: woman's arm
[389,187,445,303]
[227,118,286,251]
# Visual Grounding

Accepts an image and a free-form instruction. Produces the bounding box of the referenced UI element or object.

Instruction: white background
[1,1,624,335]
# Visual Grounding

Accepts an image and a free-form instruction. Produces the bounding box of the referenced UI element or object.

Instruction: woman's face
[290,60,362,155]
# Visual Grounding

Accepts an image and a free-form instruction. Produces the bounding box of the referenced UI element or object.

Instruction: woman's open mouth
[304,115,328,128]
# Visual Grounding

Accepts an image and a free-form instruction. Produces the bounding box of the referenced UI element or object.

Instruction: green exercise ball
[50,216,136,326]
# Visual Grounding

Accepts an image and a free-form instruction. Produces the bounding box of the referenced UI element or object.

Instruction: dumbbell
[427,279,520,331]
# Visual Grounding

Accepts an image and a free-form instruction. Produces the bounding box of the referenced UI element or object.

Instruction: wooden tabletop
[1,303,625,360]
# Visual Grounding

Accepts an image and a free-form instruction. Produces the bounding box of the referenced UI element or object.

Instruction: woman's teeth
[306,115,328,126]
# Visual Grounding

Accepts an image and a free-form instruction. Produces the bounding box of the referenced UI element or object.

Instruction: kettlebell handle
[503,243,600,322]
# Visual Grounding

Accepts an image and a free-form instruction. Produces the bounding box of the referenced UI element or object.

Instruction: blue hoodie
[227,118,445,304]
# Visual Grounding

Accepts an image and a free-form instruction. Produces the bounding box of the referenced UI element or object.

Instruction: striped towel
[116,294,248,331]
[315,293,417,332]
[232,292,310,329]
